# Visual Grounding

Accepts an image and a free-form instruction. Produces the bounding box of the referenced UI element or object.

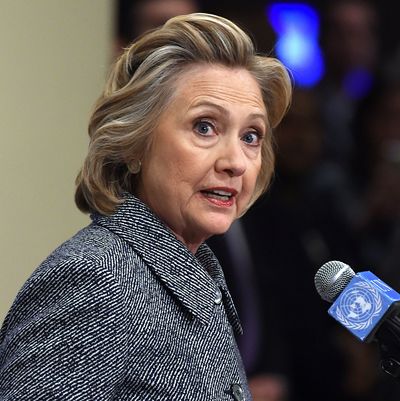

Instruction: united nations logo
[335,281,382,330]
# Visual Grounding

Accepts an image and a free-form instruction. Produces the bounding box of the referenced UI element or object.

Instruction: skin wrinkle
[136,64,265,253]
[185,100,267,139]
[188,87,265,109]
[185,74,267,110]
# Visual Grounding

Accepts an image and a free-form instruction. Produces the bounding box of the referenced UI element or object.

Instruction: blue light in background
[343,68,374,99]
[266,2,324,87]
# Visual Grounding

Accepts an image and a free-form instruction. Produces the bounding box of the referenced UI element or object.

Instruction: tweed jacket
[0,195,252,400]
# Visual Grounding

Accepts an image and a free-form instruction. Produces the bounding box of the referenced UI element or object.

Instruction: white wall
[0,0,112,323]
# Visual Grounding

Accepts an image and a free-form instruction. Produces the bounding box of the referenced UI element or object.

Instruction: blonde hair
[75,13,292,215]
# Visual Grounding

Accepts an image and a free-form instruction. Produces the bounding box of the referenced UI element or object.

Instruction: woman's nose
[215,139,247,177]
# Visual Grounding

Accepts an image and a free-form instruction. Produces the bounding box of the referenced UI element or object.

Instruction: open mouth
[201,189,235,202]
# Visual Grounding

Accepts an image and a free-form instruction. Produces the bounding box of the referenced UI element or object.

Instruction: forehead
[170,64,266,113]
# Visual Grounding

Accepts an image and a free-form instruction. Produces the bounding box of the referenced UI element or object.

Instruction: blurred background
[2,0,400,400]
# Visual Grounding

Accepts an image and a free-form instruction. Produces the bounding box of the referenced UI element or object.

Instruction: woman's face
[136,64,267,252]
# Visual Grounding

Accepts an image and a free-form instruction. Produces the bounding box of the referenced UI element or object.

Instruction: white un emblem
[335,281,382,331]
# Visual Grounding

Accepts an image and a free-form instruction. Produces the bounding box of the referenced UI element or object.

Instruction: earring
[128,160,141,174]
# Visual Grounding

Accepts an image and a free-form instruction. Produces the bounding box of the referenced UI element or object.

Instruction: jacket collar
[92,194,242,335]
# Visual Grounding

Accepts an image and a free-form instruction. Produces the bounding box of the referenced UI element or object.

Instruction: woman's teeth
[203,190,232,200]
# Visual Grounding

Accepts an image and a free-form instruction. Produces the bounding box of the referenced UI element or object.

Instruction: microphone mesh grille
[314,261,355,303]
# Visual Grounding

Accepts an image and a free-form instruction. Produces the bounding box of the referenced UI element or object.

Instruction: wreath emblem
[334,281,382,331]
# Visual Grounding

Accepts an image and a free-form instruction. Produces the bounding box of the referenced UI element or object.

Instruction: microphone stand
[375,315,400,380]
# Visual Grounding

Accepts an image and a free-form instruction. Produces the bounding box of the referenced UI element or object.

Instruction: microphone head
[314,261,356,302]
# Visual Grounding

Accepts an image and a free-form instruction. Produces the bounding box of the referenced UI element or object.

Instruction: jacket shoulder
[0,224,130,397]
[47,223,126,264]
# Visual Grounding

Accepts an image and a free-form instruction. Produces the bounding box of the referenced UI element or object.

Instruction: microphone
[314,260,400,379]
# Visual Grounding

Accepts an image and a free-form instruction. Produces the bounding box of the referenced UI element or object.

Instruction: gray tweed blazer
[0,195,251,400]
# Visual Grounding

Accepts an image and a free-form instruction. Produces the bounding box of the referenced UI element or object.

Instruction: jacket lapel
[92,195,242,333]
[196,245,243,335]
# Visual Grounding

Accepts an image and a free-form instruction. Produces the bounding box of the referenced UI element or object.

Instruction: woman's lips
[200,187,237,207]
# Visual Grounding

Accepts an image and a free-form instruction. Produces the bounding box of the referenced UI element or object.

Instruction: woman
[0,13,291,400]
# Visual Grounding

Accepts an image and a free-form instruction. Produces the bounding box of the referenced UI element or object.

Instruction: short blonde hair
[75,13,292,215]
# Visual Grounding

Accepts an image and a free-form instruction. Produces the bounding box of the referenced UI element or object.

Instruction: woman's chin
[202,216,236,238]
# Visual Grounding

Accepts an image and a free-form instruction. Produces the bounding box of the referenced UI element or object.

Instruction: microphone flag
[329,271,400,342]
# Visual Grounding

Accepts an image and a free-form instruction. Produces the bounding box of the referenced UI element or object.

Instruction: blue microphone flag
[328,271,400,342]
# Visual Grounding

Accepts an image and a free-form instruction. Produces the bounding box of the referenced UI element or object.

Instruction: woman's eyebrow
[188,100,229,116]
[188,100,267,122]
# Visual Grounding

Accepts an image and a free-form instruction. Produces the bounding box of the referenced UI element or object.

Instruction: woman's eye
[242,131,262,146]
[194,121,214,136]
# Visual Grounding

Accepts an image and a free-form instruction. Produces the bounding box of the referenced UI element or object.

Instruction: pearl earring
[129,160,141,174]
